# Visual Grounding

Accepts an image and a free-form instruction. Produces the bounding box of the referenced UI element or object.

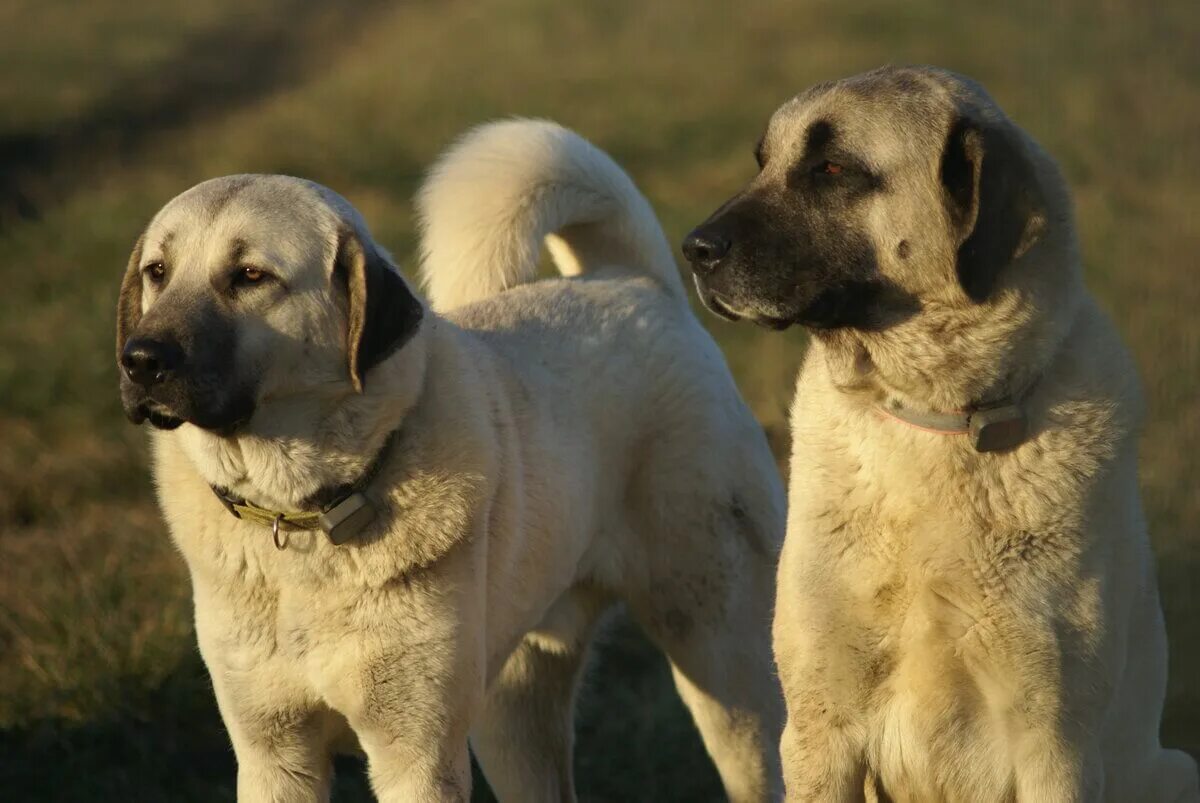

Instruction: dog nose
[682,228,731,273]
[121,337,183,387]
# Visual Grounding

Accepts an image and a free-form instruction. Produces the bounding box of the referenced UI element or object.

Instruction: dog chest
[789,428,1079,800]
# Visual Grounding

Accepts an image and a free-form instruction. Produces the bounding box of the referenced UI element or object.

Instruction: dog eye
[142,262,166,284]
[819,162,844,175]
[232,266,269,287]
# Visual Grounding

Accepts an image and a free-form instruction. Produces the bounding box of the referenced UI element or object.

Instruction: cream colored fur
[417,118,686,309]
[125,120,785,802]
[691,67,1199,802]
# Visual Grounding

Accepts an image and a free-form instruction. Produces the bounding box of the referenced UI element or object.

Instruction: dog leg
[773,556,869,802]
[664,649,784,803]
[469,629,595,802]
[776,706,868,803]
[1009,728,1094,802]
[343,643,477,803]
[325,547,485,803]
[470,587,608,801]
[236,747,333,803]
[629,562,784,802]
[355,732,472,803]
[210,687,333,803]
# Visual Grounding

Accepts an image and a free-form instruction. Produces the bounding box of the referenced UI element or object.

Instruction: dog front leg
[1005,653,1106,803]
[333,550,486,803]
[1011,728,1102,803]
[338,621,482,803]
[774,560,869,801]
[356,725,474,803]
[778,700,868,803]
[973,595,1109,802]
[207,670,333,803]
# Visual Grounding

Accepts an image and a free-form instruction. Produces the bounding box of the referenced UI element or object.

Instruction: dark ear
[940,113,1046,302]
[336,228,424,391]
[116,233,145,361]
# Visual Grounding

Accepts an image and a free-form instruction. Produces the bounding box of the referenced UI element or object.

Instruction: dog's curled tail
[416,119,686,310]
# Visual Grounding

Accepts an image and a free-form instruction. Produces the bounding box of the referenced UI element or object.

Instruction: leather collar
[210,428,398,548]
[874,394,1032,453]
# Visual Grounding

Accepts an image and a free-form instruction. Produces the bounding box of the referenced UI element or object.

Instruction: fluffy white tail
[416,119,686,310]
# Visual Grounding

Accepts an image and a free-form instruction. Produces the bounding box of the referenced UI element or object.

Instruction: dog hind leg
[627,528,785,803]
[470,590,608,802]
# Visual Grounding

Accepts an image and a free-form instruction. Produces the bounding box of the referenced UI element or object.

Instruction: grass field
[1,0,1197,800]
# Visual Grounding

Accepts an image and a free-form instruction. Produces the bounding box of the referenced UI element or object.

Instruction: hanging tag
[319,493,376,545]
[969,405,1028,453]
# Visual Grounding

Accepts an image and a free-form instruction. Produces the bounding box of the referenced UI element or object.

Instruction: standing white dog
[116,120,785,801]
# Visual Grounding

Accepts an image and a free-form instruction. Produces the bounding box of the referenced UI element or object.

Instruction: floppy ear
[335,228,424,391]
[940,113,1046,302]
[116,233,145,362]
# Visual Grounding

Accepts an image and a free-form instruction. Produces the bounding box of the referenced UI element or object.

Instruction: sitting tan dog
[116,120,785,802]
[684,66,1199,801]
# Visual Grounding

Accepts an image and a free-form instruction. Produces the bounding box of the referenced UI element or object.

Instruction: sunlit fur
[714,67,1199,801]
[125,121,786,802]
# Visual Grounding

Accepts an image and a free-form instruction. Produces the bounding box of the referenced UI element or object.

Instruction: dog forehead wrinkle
[183,200,332,287]
[202,175,256,222]
[236,179,359,273]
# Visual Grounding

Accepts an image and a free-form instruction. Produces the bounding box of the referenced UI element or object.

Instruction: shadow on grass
[0,654,237,803]
[0,0,396,226]
[0,614,723,803]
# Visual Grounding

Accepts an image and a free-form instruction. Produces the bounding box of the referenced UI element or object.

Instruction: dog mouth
[694,278,794,330]
[701,284,856,332]
[750,312,794,331]
[146,408,184,430]
[127,399,185,430]
[126,397,252,435]
[700,288,744,323]
[703,290,793,331]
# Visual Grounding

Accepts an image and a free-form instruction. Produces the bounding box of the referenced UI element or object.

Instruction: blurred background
[0,0,1196,800]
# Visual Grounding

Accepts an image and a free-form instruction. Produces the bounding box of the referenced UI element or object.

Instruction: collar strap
[875,400,1029,453]
[210,428,398,548]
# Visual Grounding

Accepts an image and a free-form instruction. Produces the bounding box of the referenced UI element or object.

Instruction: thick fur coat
[118,121,786,802]
[685,66,1199,802]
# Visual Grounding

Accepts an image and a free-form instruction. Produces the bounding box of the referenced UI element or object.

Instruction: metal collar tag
[318,492,376,545]
[968,405,1028,453]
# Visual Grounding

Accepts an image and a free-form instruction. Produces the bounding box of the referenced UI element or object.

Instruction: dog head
[683,66,1054,335]
[116,175,423,434]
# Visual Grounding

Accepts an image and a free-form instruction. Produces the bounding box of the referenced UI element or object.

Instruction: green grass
[1,0,1197,799]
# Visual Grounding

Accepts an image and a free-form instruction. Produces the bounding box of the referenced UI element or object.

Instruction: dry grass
[1,0,1196,799]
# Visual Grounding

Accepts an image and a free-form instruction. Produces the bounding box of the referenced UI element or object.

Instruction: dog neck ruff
[874,396,1030,453]
[210,428,398,549]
